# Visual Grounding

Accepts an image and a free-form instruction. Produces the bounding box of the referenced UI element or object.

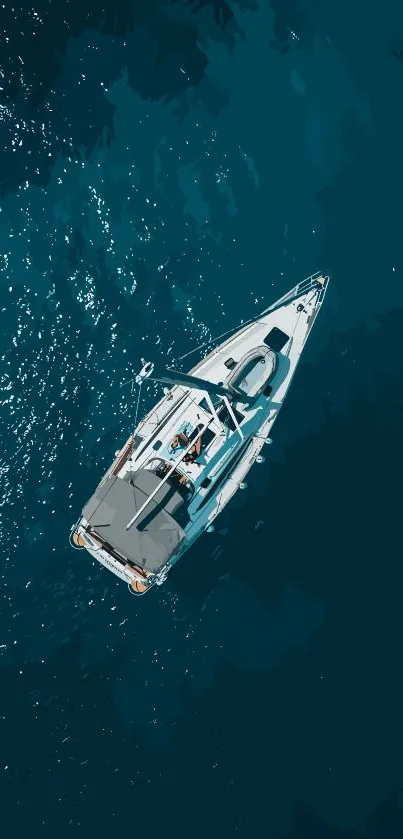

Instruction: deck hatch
[217,403,245,432]
[263,327,290,352]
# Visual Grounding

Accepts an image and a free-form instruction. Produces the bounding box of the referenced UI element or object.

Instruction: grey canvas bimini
[82,470,185,573]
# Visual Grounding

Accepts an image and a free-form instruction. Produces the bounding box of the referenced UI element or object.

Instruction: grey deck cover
[82,469,186,573]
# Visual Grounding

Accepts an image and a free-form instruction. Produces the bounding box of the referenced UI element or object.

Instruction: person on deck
[170,431,190,452]
[183,434,202,464]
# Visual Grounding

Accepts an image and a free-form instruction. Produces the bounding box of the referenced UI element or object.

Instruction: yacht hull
[70,273,329,596]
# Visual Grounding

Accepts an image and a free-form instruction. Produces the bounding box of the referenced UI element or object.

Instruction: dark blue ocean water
[1,1,403,836]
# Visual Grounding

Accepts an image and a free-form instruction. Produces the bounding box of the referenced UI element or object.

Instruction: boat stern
[69,520,155,594]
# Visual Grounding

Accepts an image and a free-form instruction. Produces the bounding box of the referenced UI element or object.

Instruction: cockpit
[146,457,195,502]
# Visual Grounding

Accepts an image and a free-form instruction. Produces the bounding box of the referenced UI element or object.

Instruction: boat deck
[72,274,329,593]
[120,396,227,487]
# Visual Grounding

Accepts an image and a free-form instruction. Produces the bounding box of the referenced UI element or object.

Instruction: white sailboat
[70,272,329,595]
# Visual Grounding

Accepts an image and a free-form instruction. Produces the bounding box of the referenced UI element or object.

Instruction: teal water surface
[1,1,403,836]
